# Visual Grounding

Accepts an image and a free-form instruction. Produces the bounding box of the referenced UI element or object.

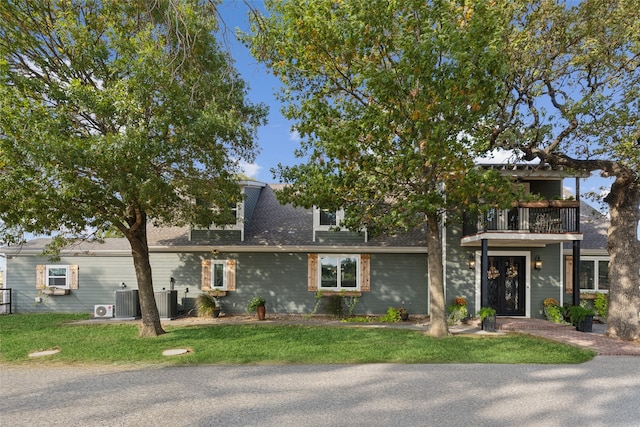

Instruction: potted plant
[447,296,468,325]
[542,297,564,323]
[549,196,580,208]
[478,307,497,332]
[247,296,266,320]
[569,305,595,332]
[196,292,220,318]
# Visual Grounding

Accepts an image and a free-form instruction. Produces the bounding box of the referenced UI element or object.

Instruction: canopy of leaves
[0,0,267,244]
[491,0,640,177]
[248,0,518,235]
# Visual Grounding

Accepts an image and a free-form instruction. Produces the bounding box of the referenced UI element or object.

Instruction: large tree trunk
[424,213,450,337]
[604,176,640,341]
[122,208,165,337]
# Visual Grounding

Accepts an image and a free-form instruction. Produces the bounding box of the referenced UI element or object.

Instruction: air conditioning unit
[94,304,114,318]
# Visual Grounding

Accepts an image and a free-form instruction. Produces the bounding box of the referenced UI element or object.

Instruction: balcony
[461,201,583,247]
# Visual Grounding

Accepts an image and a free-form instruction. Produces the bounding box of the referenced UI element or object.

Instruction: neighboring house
[0,170,609,319]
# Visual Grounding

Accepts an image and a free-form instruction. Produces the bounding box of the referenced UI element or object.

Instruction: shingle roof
[9,184,428,253]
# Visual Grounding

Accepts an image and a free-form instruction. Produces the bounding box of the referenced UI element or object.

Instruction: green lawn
[0,313,595,365]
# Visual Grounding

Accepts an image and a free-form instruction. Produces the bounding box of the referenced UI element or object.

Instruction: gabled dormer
[312,206,367,243]
[190,181,266,242]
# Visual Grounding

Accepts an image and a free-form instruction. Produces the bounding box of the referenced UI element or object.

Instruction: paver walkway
[494,317,640,356]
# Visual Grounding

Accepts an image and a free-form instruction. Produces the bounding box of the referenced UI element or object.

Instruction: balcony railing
[463,205,579,236]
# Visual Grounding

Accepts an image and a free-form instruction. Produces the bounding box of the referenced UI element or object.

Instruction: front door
[487,256,526,316]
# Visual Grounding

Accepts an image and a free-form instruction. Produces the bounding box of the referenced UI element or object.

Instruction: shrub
[594,293,608,318]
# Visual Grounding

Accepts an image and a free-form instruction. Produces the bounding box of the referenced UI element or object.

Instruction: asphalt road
[1,356,639,426]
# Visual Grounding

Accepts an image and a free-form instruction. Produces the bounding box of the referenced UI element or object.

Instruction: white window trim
[211,260,228,290]
[313,207,346,242]
[46,265,70,289]
[318,254,361,291]
[579,256,609,293]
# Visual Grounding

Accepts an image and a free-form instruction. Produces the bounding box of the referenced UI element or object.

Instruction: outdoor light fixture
[534,255,543,270]
[468,254,476,270]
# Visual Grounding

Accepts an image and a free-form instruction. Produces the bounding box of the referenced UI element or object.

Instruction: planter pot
[576,315,594,332]
[41,288,70,296]
[518,200,549,208]
[213,308,221,318]
[400,312,409,322]
[256,305,266,321]
[549,200,580,208]
[482,315,496,332]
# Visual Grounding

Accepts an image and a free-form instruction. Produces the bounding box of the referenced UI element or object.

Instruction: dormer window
[313,207,345,241]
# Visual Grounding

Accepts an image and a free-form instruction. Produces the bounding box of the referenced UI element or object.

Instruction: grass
[0,313,595,365]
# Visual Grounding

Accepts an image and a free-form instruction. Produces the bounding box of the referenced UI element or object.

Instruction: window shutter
[226,259,236,291]
[69,265,79,289]
[36,265,46,289]
[360,254,371,292]
[308,254,318,292]
[565,256,573,294]
[201,259,211,291]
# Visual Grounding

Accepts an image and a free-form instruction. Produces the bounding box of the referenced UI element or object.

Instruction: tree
[490,0,640,340]
[247,0,515,336]
[0,0,267,336]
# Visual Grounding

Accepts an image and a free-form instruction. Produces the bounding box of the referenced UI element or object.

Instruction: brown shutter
[226,259,236,291]
[565,256,573,294]
[69,265,79,289]
[36,265,46,289]
[360,254,371,292]
[308,254,318,292]
[201,259,211,291]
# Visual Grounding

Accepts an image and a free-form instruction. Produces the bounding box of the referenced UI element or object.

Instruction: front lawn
[0,313,595,365]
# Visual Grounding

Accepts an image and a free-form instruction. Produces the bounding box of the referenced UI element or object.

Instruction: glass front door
[487,256,526,316]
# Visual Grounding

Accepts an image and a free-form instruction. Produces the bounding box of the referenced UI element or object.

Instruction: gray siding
[6,251,429,316]
[190,229,241,243]
[7,255,137,313]
[315,231,366,245]
[243,186,262,222]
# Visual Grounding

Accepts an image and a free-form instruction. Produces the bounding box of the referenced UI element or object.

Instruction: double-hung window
[319,255,359,290]
[211,260,227,290]
[47,265,70,289]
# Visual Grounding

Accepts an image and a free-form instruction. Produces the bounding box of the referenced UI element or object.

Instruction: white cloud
[239,160,261,178]
[289,130,301,142]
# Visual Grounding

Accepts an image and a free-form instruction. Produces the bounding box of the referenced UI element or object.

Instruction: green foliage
[0,1,267,334]
[569,305,596,325]
[324,295,344,319]
[478,307,496,321]
[543,305,564,324]
[246,0,518,336]
[594,293,609,318]
[0,314,595,365]
[196,293,218,318]
[247,296,266,313]
[379,307,403,323]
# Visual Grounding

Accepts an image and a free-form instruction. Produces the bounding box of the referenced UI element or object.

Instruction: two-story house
[1,168,608,319]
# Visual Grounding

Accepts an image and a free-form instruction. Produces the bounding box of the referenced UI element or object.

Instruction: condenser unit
[94,304,114,318]
[115,290,140,318]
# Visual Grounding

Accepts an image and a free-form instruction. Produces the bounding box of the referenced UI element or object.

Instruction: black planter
[482,315,496,332]
[576,315,594,332]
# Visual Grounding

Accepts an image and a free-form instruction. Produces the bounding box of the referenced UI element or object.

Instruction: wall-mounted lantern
[534,255,543,270]
[468,254,476,270]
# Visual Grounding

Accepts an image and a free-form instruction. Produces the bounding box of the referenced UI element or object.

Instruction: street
[1,356,639,426]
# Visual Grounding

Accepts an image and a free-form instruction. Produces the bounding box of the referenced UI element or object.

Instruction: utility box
[115,290,140,318]
[155,290,178,319]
